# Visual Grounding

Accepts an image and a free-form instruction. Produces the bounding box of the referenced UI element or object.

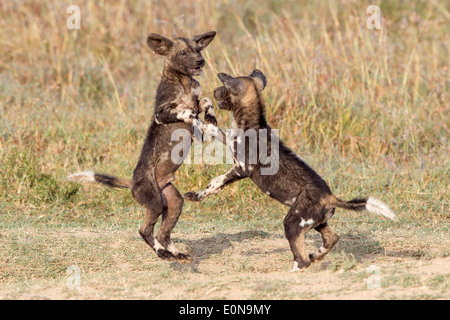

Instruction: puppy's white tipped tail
[366,197,398,221]
[67,171,95,183]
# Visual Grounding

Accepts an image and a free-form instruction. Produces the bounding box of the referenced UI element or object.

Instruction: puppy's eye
[179,51,186,56]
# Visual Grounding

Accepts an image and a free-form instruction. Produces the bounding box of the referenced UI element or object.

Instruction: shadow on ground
[169,228,421,273]
[170,230,271,271]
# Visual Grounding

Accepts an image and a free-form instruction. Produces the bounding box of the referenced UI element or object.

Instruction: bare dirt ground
[1,228,448,300]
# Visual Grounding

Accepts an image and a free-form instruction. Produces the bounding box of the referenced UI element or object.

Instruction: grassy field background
[0,0,448,299]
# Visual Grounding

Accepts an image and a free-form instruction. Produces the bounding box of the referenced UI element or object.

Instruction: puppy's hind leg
[309,221,340,263]
[284,205,313,272]
[139,207,160,248]
[140,207,176,261]
[136,183,175,261]
[157,183,191,263]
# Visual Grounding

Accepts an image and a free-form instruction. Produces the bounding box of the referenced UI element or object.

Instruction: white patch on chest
[191,85,201,96]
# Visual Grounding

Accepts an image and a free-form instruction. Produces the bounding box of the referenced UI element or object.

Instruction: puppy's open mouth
[189,67,203,75]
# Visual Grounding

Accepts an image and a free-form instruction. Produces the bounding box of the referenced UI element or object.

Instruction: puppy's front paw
[204,113,217,126]
[200,98,218,126]
[199,97,213,111]
[177,109,200,129]
[183,192,202,202]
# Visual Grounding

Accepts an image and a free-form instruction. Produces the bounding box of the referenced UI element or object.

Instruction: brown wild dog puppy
[68,31,217,262]
[184,70,398,271]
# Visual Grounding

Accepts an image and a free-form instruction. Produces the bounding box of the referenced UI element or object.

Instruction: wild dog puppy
[68,31,217,262]
[184,70,398,271]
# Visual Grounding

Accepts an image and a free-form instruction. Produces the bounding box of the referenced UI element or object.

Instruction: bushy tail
[333,197,398,221]
[67,171,132,189]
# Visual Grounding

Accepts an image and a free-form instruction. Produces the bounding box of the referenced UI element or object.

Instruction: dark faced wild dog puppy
[68,31,217,262]
[184,70,398,271]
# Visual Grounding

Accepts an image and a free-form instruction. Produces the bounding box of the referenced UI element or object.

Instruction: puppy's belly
[251,173,300,207]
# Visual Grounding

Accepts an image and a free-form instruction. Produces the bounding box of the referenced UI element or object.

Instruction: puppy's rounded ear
[192,31,216,50]
[249,69,267,91]
[147,33,173,56]
[218,73,244,96]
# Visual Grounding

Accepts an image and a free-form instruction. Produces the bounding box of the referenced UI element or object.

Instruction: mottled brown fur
[185,70,396,270]
[68,31,217,262]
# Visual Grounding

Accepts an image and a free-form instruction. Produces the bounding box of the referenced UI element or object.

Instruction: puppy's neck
[162,60,195,93]
[233,96,267,130]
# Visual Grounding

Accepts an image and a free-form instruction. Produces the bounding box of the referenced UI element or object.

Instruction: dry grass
[0,0,448,299]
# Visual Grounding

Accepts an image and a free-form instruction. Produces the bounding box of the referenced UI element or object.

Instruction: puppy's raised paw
[199,97,213,110]
[183,191,202,202]
[200,98,217,126]
[204,113,217,126]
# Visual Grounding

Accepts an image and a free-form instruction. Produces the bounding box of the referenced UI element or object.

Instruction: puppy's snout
[196,58,205,66]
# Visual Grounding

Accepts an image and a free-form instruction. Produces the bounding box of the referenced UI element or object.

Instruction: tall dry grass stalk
[0,0,448,220]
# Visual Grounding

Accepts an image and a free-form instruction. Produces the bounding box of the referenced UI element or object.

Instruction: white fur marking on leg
[206,107,216,117]
[199,97,214,113]
[208,175,227,192]
[202,123,219,136]
[167,243,180,255]
[191,119,204,138]
[195,174,227,200]
[194,191,205,200]
[299,218,314,228]
[317,246,326,254]
[176,109,196,122]
[289,261,301,272]
[153,238,165,252]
